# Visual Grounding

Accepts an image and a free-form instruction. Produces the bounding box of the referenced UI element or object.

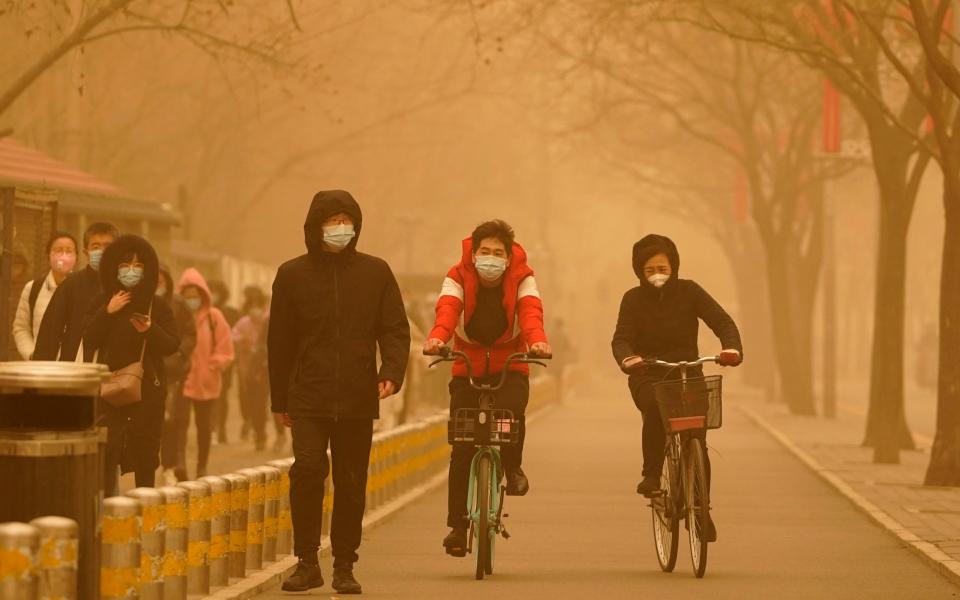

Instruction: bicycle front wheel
[685,437,710,578]
[652,452,679,572]
[475,454,492,580]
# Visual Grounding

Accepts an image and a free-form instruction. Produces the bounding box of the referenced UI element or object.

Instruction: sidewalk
[737,394,960,583]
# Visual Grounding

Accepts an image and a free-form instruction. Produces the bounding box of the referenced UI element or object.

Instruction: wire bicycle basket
[448,408,520,446]
[653,375,723,433]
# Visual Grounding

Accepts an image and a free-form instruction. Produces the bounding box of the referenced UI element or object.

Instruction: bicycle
[631,356,723,579]
[426,347,549,580]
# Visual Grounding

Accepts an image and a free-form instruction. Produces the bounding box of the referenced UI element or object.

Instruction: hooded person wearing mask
[268,190,410,594]
[175,268,235,479]
[611,234,743,542]
[157,265,198,484]
[34,222,119,361]
[83,234,181,493]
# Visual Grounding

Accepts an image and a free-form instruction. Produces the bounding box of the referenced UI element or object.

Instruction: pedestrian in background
[12,231,78,359]
[208,278,241,444]
[83,235,180,493]
[34,222,118,361]
[233,285,270,450]
[176,268,235,479]
[157,264,198,484]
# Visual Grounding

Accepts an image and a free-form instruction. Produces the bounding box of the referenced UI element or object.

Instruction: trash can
[0,361,109,600]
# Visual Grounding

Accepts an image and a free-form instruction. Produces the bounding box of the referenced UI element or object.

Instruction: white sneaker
[162,469,178,486]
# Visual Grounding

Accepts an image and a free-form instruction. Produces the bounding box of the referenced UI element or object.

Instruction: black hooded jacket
[267,190,411,419]
[83,235,181,397]
[611,234,743,372]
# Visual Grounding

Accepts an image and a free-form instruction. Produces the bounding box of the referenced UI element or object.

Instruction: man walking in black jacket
[34,222,119,361]
[269,190,410,594]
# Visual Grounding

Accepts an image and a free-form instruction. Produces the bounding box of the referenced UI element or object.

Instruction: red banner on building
[823,79,841,153]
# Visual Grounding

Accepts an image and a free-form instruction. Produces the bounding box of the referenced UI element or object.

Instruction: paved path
[252,381,960,599]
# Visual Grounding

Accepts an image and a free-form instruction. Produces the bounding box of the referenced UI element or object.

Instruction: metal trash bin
[0,361,109,600]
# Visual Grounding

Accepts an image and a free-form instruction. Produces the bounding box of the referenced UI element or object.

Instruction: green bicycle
[428,348,548,580]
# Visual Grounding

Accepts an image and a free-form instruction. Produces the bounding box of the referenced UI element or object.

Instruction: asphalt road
[254,383,960,599]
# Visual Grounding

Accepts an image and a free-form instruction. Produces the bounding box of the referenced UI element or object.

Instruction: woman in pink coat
[176,267,235,478]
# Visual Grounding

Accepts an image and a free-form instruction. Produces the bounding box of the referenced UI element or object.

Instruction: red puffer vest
[428,238,548,377]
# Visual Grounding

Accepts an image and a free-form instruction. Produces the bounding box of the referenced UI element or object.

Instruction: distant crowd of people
[10,222,278,494]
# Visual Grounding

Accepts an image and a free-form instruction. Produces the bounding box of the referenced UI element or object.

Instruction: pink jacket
[178,268,235,401]
[232,312,266,375]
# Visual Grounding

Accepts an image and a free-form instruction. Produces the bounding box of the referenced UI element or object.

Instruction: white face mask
[647,273,670,288]
[323,223,356,250]
[475,255,508,281]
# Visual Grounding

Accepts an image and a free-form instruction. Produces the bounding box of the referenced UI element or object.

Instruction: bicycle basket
[653,375,722,433]
[448,408,520,446]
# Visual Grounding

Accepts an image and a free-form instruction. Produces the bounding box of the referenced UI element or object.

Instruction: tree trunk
[729,230,777,397]
[924,178,960,485]
[862,201,916,462]
[762,241,818,415]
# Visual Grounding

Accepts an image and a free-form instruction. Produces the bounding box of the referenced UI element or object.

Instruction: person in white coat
[12,232,79,359]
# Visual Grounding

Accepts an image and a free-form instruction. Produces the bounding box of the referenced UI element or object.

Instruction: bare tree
[0,0,304,120]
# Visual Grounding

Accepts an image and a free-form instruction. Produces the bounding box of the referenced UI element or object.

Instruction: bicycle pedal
[501,528,511,539]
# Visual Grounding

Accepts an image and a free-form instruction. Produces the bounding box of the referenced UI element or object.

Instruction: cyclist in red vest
[424,219,551,557]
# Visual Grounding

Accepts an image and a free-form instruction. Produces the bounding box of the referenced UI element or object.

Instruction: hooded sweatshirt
[178,268,235,401]
[611,233,743,371]
[428,238,548,378]
[267,190,411,419]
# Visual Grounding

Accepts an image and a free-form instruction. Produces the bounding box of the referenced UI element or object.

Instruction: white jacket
[12,271,58,360]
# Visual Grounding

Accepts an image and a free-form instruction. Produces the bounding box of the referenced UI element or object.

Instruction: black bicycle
[426,347,549,580]
[633,356,723,578]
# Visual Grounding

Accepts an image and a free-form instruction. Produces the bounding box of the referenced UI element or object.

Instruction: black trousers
[174,398,214,476]
[238,375,269,444]
[629,376,711,482]
[102,394,163,494]
[447,373,529,528]
[290,417,373,567]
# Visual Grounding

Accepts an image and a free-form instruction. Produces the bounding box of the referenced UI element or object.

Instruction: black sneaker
[443,527,468,557]
[636,475,661,496]
[332,566,362,594]
[505,467,529,496]
[706,517,718,542]
[281,560,324,592]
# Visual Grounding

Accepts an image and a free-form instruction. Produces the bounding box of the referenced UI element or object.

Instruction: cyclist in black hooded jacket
[611,234,743,542]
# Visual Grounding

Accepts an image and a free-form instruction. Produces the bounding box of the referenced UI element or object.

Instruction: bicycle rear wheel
[652,452,679,572]
[685,437,710,578]
[475,454,492,580]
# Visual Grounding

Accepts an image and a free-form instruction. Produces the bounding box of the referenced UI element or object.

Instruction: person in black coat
[611,234,743,541]
[268,190,410,594]
[33,222,119,361]
[83,235,180,494]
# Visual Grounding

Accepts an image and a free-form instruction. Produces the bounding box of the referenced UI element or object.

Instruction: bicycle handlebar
[424,347,550,391]
[643,356,720,369]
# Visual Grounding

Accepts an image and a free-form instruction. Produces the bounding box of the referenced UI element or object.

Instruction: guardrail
[0,412,450,599]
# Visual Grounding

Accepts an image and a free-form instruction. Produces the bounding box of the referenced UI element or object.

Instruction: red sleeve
[428,268,464,342]
[517,275,548,345]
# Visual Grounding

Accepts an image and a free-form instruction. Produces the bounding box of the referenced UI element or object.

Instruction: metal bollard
[366,440,381,512]
[125,488,165,600]
[222,473,249,579]
[157,486,188,600]
[255,466,281,563]
[236,468,265,570]
[30,516,79,600]
[0,522,39,600]
[100,497,141,600]
[266,459,293,556]
[322,450,333,536]
[198,476,231,588]
[177,481,211,595]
